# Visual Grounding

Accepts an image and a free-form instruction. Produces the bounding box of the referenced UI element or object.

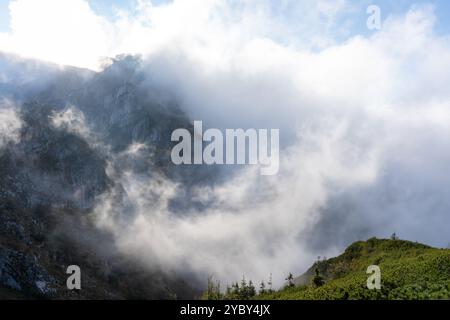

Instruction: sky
[1,0,450,33]
[0,0,167,33]
[1,0,450,69]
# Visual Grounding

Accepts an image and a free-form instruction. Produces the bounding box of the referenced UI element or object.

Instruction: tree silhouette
[267,273,273,293]
[285,273,295,287]
[312,268,325,288]
[259,281,266,295]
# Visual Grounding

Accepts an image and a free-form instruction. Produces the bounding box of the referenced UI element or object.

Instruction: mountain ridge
[0,53,204,299]
[259,238,450,300]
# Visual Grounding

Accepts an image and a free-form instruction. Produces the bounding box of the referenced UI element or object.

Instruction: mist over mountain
[0,53,213,298]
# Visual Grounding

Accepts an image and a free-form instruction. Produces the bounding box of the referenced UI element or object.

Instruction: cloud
[0,99,22,148]
[0,0,110,69]
[90,3,450,286]
[93,117,381,286]
[0,0,355,70]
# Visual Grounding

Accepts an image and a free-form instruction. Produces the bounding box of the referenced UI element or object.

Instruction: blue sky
[1,0,450,35]
[0,1,10,31]
[0,0,166,31]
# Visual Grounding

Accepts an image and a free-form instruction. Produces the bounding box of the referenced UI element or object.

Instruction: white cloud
[90,4,450,286]
[0,0,110,69]
[51,106,91,138]
[0,0,354,69]
[0,99,22,148]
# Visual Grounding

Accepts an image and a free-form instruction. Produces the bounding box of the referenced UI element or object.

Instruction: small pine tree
[312,268,325,288]
[239,276,248,299]
[248,280,256,298]
[267,273,273,293]
[231,282,240,299]
[259,281,266,295]
[285,273,295,288]
[226,285,232,297]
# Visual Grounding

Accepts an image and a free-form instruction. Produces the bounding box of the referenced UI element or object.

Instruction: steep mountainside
[0,53,207,299]
[260,238,450,300]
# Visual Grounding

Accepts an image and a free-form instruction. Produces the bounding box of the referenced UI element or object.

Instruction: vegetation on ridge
[203,238,450,300]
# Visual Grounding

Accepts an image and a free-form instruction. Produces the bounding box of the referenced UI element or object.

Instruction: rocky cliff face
[0,53,204,299]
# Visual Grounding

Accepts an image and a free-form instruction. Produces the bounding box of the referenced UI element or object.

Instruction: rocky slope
[0,53,206,299]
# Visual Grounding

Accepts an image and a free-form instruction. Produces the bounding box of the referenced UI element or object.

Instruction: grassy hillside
[259,238,450,300]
